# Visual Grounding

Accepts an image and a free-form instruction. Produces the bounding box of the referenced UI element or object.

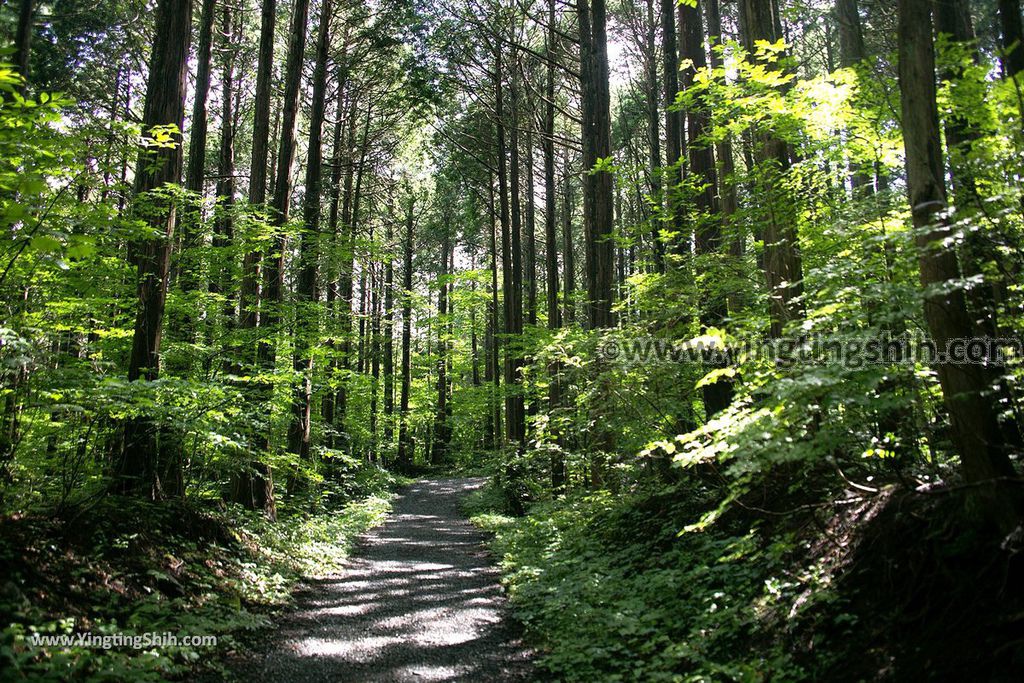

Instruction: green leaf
[29,235,62,253]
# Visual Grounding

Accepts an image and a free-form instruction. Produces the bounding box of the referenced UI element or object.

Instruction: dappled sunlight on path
[245,478,534,682]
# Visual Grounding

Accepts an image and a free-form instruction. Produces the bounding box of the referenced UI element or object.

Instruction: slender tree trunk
[231,0,276,518]
[212,1,237,325]
[510,55,526,443]
[526,128,539,328]
[561,153,576,325]
[739,0,805,338]
[331,95,357,443]
[336,103,372,442]
[396,196,416,472]
[682,0,734,417]
[545,0,565,493]
[578,0,616,490]
[287,0,332,462]
[369,263,381,462]
[257,0,309,475]
[13,0,34,89]
[706,0,743,314]
[999,0,1024,78]
[662,0,683,247]
[185,0,216,199]
[487,175,503,448]
[383,218,395,443]
[118,0,194,497]
[933,0,1022,447]
[432,234,451,464]
[645,0,665,273]
[898,0,1021,532]
[249,0,276,207]
[578,0,616,330]
[496,50,526,448]
[358,262,369,374]
[320,65,346,446]
[544,0,562,333]
[835,0,873,195]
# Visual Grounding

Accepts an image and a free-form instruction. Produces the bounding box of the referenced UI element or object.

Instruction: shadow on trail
[245,478,534,682]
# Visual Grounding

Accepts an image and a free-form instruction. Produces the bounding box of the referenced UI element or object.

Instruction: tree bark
[212,2,237,321]
[231,0,276,518]
[561,151,576,325]
[681,0,734,417]
[645,0,665,273]
[525,127,539,328]
[431,234,451,464]
[396,195,416,472]
[578,0,616,330]
[497,49,526,447]
[13,0,35,89]
[185,0,216,199]
[383,217,395,439]
[898,0,1021,532]
[287,0,332,462]
[118,0,194,497]
[487,174,503,449]
[545,0,565,492]
[705,0,743,315]
[257,0,309,469]
[999,0,1024,78]
[739,0,805,338]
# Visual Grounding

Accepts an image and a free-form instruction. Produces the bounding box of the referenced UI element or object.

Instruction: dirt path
[243,478,535,682]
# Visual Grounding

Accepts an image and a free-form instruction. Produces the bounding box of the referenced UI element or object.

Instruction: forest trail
[242,478,534,682]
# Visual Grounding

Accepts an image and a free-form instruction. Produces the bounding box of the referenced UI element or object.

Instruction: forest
[2,0,1024,679]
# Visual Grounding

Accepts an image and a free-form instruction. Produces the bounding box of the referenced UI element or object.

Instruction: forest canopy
[2,0,1024,679]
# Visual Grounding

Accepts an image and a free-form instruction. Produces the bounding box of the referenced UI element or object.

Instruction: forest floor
[234,478,535,682]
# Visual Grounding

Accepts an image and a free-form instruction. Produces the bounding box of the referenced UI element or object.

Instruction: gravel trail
[245,478,535,682]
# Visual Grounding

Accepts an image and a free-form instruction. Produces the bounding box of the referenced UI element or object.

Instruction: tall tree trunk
[578,0,615,329]
[432,234,451,464]
[561,152,576,325]
[739,0,805,338]
[526,128,539,328]
[185,0,216,199]
[645,0,665,273]
[545,0,565,491]
[661,0,683,249]
[212,1,237,326]
[118,0,193,497]
[383,213,395,428]
[396,195,416,472]
[835,0,873,194]
[13,0,34,89]
[578,0,616,490]
[835,0,866,67]
[336,102,372,443]
[898,0,1021,532]
[496,49,526,448]
[287,0,332,462]
[258,0,309,473]
[681,0,734,417]
[999,0,1024,78]
[369,263,381,462]
[487,174,503,448]
[705,0,743,314]
[332,95,358,443]
[933,0,1022,447]
[249,0,276,207]
[321,56,349,447]
[168,0,216,376]
[231,0,276,518]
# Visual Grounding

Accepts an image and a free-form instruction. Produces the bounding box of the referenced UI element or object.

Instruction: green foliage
[471,486,824,682]
[0,493,392,681]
